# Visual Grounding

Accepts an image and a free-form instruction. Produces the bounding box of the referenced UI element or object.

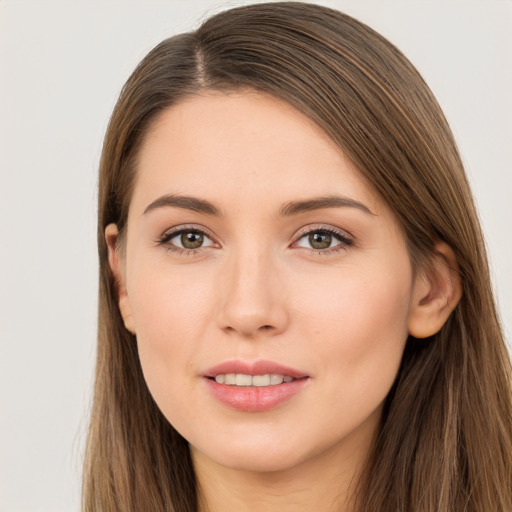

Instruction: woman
[83,2,512,511]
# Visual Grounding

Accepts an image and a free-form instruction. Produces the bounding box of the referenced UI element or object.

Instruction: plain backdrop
[0,1,510,510]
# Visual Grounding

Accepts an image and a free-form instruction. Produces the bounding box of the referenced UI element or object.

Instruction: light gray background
[1,1,510,510]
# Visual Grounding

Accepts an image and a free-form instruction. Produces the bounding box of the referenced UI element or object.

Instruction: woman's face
[114,91,418,474]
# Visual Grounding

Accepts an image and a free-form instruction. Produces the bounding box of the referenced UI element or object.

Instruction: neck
[191,425,375,512]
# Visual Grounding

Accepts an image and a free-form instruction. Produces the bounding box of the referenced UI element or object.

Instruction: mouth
[210,373,296,387]
[203,360,310,412]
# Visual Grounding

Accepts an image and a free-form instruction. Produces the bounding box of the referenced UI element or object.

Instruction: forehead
[131,91,382,216]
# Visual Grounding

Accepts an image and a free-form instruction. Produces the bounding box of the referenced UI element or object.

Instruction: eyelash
[293,226,354,255]
[157,225,217,256]
[156,225,354,255]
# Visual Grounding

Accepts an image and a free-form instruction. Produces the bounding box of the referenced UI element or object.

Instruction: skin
[107,91,461,512]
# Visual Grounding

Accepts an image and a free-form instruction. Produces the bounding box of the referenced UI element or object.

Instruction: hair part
[84,3,512,511]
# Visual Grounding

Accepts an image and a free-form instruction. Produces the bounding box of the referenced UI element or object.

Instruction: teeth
[270,374,283,385]
[224,373,236,385]
[235,374,252,386]
[214,373,295,387]
[252,374,271,387]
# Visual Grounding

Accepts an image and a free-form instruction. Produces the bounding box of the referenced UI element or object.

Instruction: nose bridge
[218,240,287,336]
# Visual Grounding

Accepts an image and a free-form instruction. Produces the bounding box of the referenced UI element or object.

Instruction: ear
[105,223,136,335]
[408,241,462,339]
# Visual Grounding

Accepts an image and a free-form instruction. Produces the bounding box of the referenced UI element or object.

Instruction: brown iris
[181,231,204,249]
[309,232,332,250]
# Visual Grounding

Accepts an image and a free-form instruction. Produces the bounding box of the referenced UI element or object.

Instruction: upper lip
[204,360,309,379]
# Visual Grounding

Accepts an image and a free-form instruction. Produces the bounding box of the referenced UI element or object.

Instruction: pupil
[181,231,203,249]
[309,232,331,250]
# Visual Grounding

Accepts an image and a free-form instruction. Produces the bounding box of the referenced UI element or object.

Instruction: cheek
[298,262,411,332]
[295,262,412,391]
[127,261,214,397]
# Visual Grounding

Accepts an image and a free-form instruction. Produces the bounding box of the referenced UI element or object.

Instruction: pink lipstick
[203,360,310,412]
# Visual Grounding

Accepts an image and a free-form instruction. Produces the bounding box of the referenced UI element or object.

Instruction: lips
[204,360,308,380]
[203,360,310,412]
[214,373,294,386]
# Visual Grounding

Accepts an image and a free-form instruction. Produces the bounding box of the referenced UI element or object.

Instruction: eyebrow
[143,194,221,216]
[143,193,374,217]
[279,196,375,216]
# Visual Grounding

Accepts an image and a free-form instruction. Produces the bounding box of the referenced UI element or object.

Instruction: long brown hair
[83,3,512,511]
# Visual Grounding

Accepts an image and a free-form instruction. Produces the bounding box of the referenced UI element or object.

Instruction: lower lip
[204,378,310,412]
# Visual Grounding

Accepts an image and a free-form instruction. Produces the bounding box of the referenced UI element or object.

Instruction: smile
[204,361,310,412]
[213,374,295,386]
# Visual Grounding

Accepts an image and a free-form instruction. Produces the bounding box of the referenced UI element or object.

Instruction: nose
[216,247,289,338]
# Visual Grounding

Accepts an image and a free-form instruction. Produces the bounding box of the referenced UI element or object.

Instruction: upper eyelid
[293,224,353,241]
[157,223,354,247]
[159,224,216,240]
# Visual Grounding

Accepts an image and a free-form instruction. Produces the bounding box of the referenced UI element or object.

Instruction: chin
[199,445,309,474]
[232,451,302,473]
[188,425,325,475]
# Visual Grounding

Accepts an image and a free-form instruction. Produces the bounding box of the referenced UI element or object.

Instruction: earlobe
[105,223,136,335]
[408,241,462,339]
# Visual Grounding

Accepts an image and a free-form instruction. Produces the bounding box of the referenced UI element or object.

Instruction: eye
[159,228,216,252]
[294,228,353,252]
